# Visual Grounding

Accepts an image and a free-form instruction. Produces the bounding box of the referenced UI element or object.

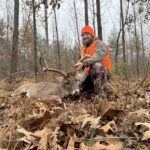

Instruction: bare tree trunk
[120,0,126,63]
[133,1,140,76]
[115,29,122,71]
[140,17,145,75]
[92,0,96,33]
[6,0,10,52]
[84,0,89,25]
[32,0,38,77]
[129,32,134,74]
[115,0,129,72]
[10,0,19,78]
[73,0,80,50]
[140,17,145,60]
[54,8,61,70]
[96,0,102,40]
[44,3,49,49]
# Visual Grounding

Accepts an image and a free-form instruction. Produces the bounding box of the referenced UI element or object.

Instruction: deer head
[40,56,81,94]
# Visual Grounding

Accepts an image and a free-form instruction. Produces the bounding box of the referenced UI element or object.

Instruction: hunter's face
[81,32,93,47]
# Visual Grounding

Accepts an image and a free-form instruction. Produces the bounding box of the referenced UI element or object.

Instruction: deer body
[13,79,79,100]
[12,57,80,100]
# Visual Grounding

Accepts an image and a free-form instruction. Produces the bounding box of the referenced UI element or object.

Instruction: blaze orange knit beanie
[81,25,94,36]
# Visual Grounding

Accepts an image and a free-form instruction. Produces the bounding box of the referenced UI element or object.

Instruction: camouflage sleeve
[83,40,106,67]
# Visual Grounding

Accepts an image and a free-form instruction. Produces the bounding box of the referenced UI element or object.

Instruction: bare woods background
[0,0,150,80]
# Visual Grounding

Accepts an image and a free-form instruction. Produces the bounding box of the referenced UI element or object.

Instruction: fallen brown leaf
[32,127,52,150]
[81,116,101,129]
[135,122,150,140]
[79,142,89,150]
[67,133,77,150]
[100,120,116,133]
[17,125,35,142]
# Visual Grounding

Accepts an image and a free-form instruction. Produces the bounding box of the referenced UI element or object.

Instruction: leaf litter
[0,77,150,149]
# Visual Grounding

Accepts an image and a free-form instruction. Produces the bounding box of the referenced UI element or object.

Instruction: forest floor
[0,75,150,150]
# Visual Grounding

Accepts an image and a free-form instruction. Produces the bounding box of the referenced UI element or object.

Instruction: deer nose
[70,81,80,95]
[72,89,80,95]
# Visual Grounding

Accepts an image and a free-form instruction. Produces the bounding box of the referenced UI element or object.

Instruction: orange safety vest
[81,39,111,72]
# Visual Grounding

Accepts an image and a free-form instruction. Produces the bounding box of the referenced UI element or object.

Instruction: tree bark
[92,0,96,33]
[6,0,10,53]
[32,0,38,77]
[54,8,61,70]
[84,0,89,25]
[115,0,129,71]
[129,32,134,72]
[96,0,102,40]
[44,3,49,50]
[133,0,140,76]
[115,29,122,71]
[10,0,19,78]
[120,0,126,63]
[140,17,145,74]
[73,0,80,50]
[140,17,145,60]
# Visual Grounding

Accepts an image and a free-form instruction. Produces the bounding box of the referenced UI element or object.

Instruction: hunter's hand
[80,54,90,62]
[74,62,83,71]
[74,62,82,68]
[84,54,91,58]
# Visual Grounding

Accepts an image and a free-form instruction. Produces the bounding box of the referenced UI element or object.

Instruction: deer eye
[65,81,71,86]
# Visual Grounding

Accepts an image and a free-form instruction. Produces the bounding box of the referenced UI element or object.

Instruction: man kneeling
[74,25,111,94]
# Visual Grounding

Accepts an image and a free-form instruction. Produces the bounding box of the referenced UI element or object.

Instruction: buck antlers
[39,57,67,78]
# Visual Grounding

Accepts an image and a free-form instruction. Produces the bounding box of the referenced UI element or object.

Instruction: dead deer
[12,57,79,101]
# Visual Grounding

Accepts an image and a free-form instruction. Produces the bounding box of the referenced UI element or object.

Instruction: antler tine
[39,57,67,78]
[43,66,67,78]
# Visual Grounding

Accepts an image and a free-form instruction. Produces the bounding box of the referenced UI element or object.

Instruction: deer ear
[56,76,64,82]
